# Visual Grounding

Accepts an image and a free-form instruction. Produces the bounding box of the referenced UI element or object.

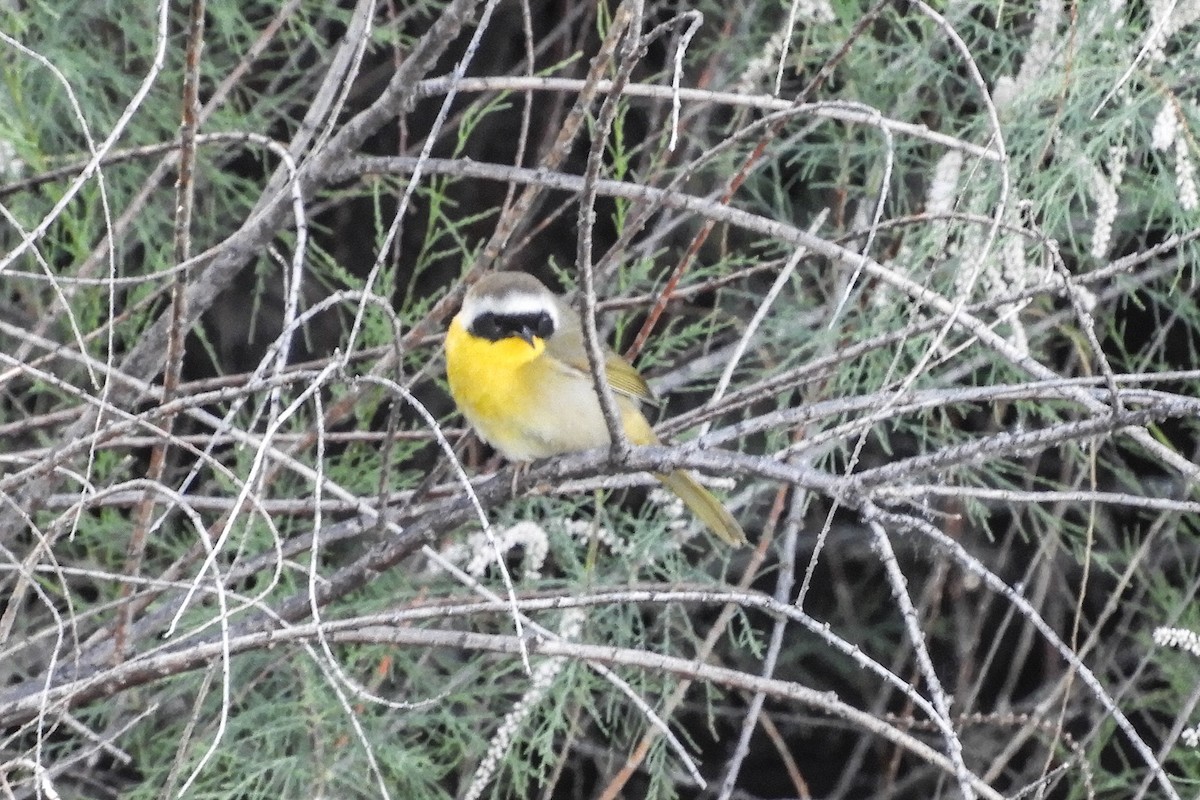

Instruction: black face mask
[470,310,556,345]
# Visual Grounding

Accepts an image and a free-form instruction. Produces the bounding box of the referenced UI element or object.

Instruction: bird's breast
[446,315,555,459]
[445,315,653,460]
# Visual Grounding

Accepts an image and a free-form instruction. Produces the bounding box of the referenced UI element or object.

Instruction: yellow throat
[445,313,550,460]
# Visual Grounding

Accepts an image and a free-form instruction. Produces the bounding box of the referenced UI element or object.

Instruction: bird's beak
[518,326,537,348]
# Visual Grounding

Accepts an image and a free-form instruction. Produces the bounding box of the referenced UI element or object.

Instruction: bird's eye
[470,312,503,340]
[535,312,555,338]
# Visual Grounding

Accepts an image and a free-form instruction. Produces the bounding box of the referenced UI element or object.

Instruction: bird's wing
[547,345,654,402]
[602,351,654,400]
[545,300,654,402]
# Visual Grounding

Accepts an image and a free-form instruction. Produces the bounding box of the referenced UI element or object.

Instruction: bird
[444,271,748,547]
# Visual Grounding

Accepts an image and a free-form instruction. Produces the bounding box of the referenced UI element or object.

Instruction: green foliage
[4,1,1200,799]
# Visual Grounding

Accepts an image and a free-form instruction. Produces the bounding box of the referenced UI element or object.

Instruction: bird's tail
[655,470,748,547]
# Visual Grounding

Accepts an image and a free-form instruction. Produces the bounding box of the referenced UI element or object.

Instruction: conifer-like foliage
[2,1,1199,798]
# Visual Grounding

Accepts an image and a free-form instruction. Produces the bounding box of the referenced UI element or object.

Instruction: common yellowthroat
[444,272,748,547]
